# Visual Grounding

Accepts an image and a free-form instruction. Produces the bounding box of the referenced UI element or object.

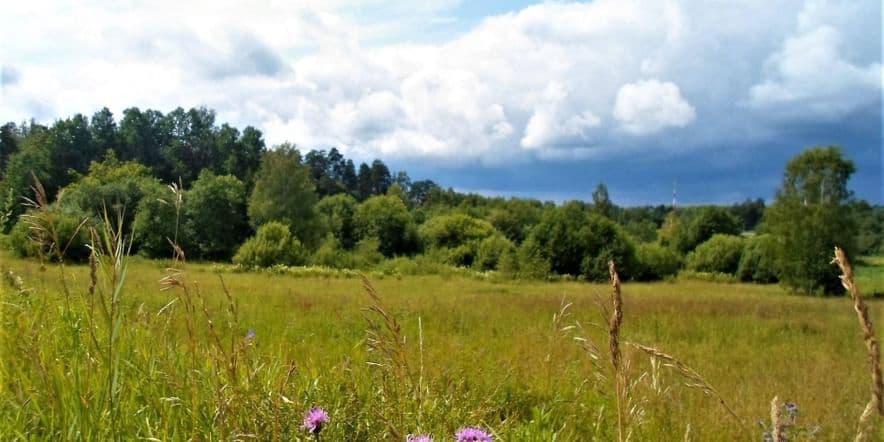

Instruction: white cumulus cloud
[1,0,880,165]
[612,79,696,135]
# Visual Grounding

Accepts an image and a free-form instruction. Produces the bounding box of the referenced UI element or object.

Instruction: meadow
[0,249,881,441]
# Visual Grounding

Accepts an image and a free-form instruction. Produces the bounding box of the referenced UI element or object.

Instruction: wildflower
[245,329,256,341]
[407,435,434,442]
[455,427,493,442]
[784,402,798,418]
[302,407,329,435]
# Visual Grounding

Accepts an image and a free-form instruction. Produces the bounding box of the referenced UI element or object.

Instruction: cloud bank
[1,0,880,173]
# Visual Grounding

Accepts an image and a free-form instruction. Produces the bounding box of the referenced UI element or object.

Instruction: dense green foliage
[1,110,880,289]
[685,234,745,275]
[737,234,779,283]
[184,171,249,260]
[634,243,683,281]
[762,146,857,294]
[233,221,306,267]
[247,145,320,247]
[354,195,417,257]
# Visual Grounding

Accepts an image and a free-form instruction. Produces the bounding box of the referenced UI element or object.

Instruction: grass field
[0,253,882,441]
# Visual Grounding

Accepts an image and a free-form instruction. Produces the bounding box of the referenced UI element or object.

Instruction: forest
[1,106,881,294]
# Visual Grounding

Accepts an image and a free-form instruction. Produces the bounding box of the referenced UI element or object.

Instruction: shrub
[183,171,249,260]
[474,234,516,271]
[7,207,91,261]
[315,194,359,249]
[634,243,683,281]
[445,243,477,267]
[514,236,552,279]
[524,202,637,280]
[418,213,494,249]
[354,195,417,257]
[233,222,306,267]
[685,234,744,275]
[674,206,741,253]
[350,237,384,268]
[736,234,779,283]
[311,234,348,268]
[132,182,186,259]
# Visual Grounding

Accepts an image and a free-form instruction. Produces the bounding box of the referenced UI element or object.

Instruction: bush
[524,202,637,280]
[354,195,417,257]
[474,234,516,271]
[315,194,359,249]
[310,234,348,268]
[686,234,745,275]
[132,182,186,259]
[7,207,91,261]
[514,237,553,279]
[634,243,683,281]
[418,213,495,249]
[737,234,779,283]
[674,207,741,253]
[233,222,306,267]
[183,171,248,260]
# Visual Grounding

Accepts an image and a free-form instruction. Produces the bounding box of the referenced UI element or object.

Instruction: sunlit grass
[1,253,881,440]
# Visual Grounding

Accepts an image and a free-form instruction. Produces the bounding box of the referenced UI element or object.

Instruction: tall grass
[0,185,882,439]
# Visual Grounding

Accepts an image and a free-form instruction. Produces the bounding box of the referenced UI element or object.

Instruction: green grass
[857,255,884,296]
[0,253,882,441]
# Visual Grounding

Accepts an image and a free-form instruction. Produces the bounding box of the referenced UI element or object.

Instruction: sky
[1,0,881,205]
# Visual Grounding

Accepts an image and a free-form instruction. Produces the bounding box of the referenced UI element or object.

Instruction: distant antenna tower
[672,180,678,209]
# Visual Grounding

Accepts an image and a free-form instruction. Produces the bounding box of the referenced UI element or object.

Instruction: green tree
[592,183,614,218]
[763,146,857,294]
[90,107,119,153]
[525,202,637,280]
[674,206,741,253]
[315,193,359,249]
[132,182,187,258]
[119,107,167,174]
[354,195,416,257]
[737,234,779,283]
[183,171,248,260]
[0,127,54,231]
[247,144,320,247]
[0,122,20,174]
[57,152,158,233]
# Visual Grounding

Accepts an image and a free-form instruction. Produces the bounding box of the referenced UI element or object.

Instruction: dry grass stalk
[629,343,742,426]
[554,300,606,382]
[361,275,414,439]
[608,260,627,442]
[831,246,883,441]
[770,396,785,442]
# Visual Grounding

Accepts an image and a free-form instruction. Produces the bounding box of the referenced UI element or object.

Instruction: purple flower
[302,407,329,435]
[245,329,256,341]
[455,427,493,442]
[407,435,434,442]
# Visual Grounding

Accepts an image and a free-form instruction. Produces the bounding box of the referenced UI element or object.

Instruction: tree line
[1,108,880,294]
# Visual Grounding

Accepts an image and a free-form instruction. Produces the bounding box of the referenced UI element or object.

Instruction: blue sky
[1,0,881,204]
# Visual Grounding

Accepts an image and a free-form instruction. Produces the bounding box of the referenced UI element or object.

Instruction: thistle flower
[455,427,493,442]
[406,435,434,442]
[784,402,798,418]
[302,407,329,435]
